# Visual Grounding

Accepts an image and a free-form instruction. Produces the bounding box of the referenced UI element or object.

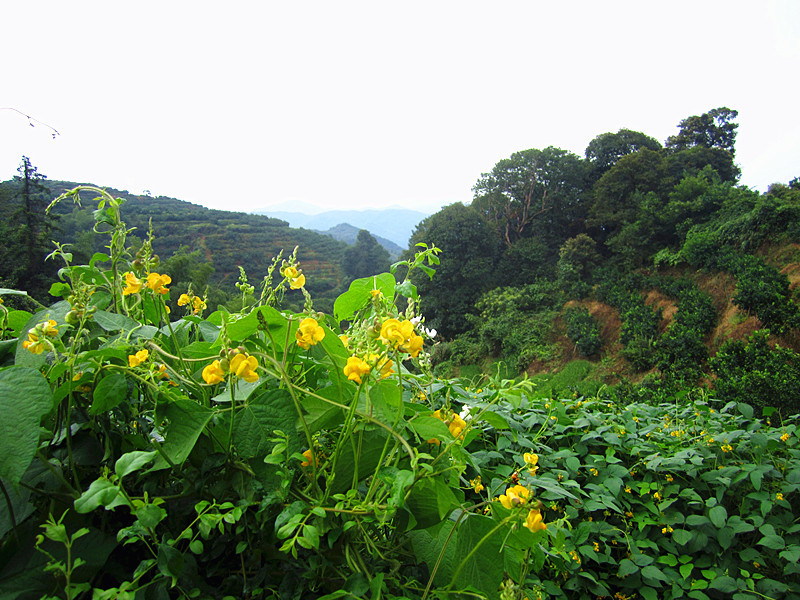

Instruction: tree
[407,203,501,338]
[472,147,589,248]
[0,157,59,300]
[665,107,739,157]
[585,129,662,183]
[341,229,391,285]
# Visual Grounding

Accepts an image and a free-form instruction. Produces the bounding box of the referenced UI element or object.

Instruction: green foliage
[564,307,602,357]
[665,106,739,157]
[340,229,391,286]
[710,330,800,416]
[731,256,800,334]
[655,323,708,383]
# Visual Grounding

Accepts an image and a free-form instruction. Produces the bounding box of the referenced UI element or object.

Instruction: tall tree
[665,107,739,157]
[472,147,589,248]
[585,129,662,183]
[407,203,500,338]
[0,157,58,300]
[341,229,391,284]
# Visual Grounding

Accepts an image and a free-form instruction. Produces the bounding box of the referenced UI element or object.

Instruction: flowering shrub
[1,186,798,600]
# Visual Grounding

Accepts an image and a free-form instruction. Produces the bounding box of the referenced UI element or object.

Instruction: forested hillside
[406,107,800,414]
[0,177,396,314]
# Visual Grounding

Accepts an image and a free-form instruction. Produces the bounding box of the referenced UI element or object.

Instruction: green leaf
[618,558,639,577]
[709,505,728,528]
[640,587,658,600]
[405,477,460,530]
[672,529,693,545]
[74,478,125,513]
[410,415,452,442]
[0,366,53,485]
[708,575,739,593]
[480,410,510,430]
[157,544,184,585]
[233,389,300,459]
[93,310,140,332]
[758,534,785,550]
[90,372,129,415]
[159,399,215,465]
[333,273,395,323]
[115,451,157,479]
[680,563,694,579]
[135,503,167,529]
[189,540,204,554]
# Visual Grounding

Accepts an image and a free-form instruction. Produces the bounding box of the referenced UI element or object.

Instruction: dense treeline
[408,108,800,415]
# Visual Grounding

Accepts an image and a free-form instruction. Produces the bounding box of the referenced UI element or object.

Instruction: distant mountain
[319,223,404,259]
[252,208,429,248]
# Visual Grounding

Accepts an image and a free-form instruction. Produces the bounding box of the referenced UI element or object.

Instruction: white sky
[2,1,799,215]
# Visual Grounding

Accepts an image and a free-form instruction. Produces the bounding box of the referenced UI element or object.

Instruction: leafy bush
[710,329,800,416]
[564,307,602,357]
[655,322,708,382]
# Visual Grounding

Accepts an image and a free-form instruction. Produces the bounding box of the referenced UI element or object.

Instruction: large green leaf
[233,389,299,459]
[158,399,215,465]
[90,372,129,414]
[0,367,53,485]
[405,477,460,530]
[333,273,395,323]
[408,513,510,599]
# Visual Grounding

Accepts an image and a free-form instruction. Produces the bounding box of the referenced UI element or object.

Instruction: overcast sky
[2,1,798,215]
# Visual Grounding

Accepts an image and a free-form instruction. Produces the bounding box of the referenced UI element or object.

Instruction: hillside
[318,222,403,259]
[40,181,350,305]
[254,207,428,248]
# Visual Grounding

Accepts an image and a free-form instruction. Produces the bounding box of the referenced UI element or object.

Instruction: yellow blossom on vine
[366,353,394,379]
[343,356,371,384]
[178,293,206,315]
[202,360,226,385]
[379,318,425,357]
[593,542,600,552]
[666,474,674,482]
[589,468,599,476]
[295,317,325,349]
[432,409,467,440]
[662,526,674,534]
[22,320,59,354]
[524,508,547,533]
[781,433,790,442]
[470,476,484,493]
[777,493,784,501]
[369,289,382,298]
[524,453,539,476]
[230,353,259,382]
[122,272,143,295]
[338,334,349,347]
[653,491,662,501]
[128,349,149,368]
[146,272,171,295]
[721,444,733,453]
[282,265,305,289]
[498,484,531,510]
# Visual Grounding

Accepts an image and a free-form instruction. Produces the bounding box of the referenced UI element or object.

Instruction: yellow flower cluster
[178,293,206,315]
[343,356,371,384]
[202,352,260,384]
[433,409,467,439]
[22,319,59,354]
[721,444,733,453]
[379,318,424,357]
[122,272,172,295]
[781,433,790,442]
[296,318,325,350]
[128,349,149,367]
[524,453,539,476]
[281,265,305,290]
[524,508,546,533]
[498,484,531,510]
[469,476,484,493]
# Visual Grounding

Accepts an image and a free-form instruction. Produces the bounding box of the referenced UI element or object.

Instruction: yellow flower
[22,334,47,354]
[781,433,790,442]
[146,272,171,295]
[662,526,674,534]
[343,356,371,384]
[777,493,784,501]
[470,476,484,493]
[590,468,598,477]
[524,508,547,533]
[369,289,382,298]
[666,474,674,482]
[625,486,632,494]
[177,293,191,306]
[366,353,394,379]
[301,448,323,468]
[653,491,662,501]
[432,409,467,439]
[230,353,259,383]
[338,334,349,347]
[524,453,539,476]
[122,272,143,295]
[593,542,600,552]
[721,444,733,453]
[22,320,59,354]
[498,484,531,510]
[295,317,325,349]
[379,318,424,357]
[282,265,305,289]
[128,349,149,368]
[202,360,226,385]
